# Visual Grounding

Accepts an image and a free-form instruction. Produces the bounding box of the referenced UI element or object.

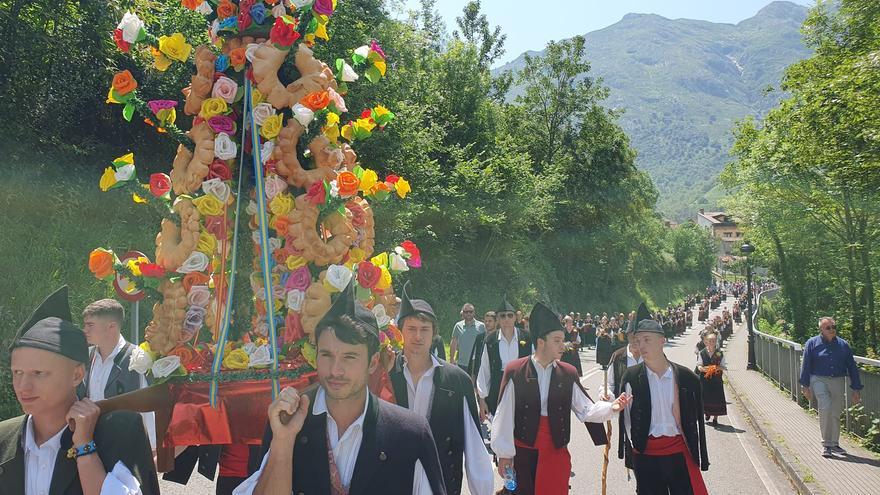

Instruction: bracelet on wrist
[67,440,97,459]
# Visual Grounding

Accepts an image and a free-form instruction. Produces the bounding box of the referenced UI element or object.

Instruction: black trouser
[633,453,694,494]
[216,476,247,495]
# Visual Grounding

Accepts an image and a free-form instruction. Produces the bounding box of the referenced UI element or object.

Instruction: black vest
[79,342,144,399]
[260,390,448,495]
[618,362,710,471]
[389,356,481,495]
[484,329,531,413]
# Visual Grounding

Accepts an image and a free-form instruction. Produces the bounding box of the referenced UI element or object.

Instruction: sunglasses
[499,312,515,318]
[825,325,837,330]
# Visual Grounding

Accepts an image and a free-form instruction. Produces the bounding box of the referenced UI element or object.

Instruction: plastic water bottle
[503,465,518,491]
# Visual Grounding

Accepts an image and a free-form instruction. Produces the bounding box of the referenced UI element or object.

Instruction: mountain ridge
[494,1,812,220]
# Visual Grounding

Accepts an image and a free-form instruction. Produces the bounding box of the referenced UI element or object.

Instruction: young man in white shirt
[620,318,710,494]
[234,281,446,495]
[385,287,494,495]
[0,286,158,495]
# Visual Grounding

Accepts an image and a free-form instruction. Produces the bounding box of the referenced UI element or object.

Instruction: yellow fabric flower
[358,169,378,193]
[126,257,148,277]
[150,46,172,72]
[286,255,307,271]
[200,97,228,120]
[158,33,192,63]
[341,124,353,141]
[251,88,265,105]
[323,124,339,143]
[371,252,388,268]
[261,114,283,140]
[301,342,316,368]
[375,266,392,290]
[395,177,411,199]
[132,192,147,204]
[355,117,376,132]
[99,167,117,192]
[373,105,391,119]
[349,247,366,264]
[197,230,217,256]
[193,194,224,216]
[269,193,293,216]
[325,112,340,127]
[222,348,250,370]
[314,22,329,41]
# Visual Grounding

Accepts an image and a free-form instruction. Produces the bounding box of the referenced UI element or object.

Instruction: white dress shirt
[404,356,495,495]
[87,336,156,449]
[602,347,643,398]
[23,416,142,495]
[233,388,434,495]
[624,364,681,438]
[476,328,522,400]
[490,357,616,459]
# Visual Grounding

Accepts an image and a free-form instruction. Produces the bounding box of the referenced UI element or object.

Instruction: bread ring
[300,272,332,335]
[183,45,217,116]
[156,198,201,271]
[287,194,355,266]
[145,279,188,355]
[170,122,214,195]
[273,120,336,188]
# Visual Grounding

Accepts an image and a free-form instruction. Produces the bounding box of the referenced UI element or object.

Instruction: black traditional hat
[625,302,651,334]
[316,280,379,338]
[10,286,89,364]
[529,302,564,340]
[396,282,436,323]
[497,295,516,314]
[635,318,664,335]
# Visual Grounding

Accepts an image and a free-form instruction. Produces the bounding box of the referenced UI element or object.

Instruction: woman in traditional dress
[695,331,727,425]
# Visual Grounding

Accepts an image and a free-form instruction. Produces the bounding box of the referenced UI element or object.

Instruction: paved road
[161,302,796,494]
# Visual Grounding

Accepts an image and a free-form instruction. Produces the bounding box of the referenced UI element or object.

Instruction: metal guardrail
[751,288,880,438]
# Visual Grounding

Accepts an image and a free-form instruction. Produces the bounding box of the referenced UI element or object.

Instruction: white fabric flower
[176,251,210,274]
[325,264,353,292]
[272,284,286,300]
[202,178,231,203]
[390,252,410,272]
[261,141,275,165]
[286,289,305,311]
[214,132,238,160]
[246,200,258,216]
[268,237,282,252]
[210,20,220,42]
[151,355,181,378]
[271,4,286,18]
[252,103,276,127]
[372,304,391,328]
[340,61,359,82]
[291,103,314,127]
[196,1,213,15]
[329,180,339,198]
[114,164,135,182]
[292,0,315,9]
[354,45,370,59]
[249,345,272,368]
[245,43,262,63]
[188,285,211,308]
[117,12,144,44]
[327,88,347,113]
[211,76,239,104]
[128,346,154,375]
[265,174,287,200]
[243,342,258,355]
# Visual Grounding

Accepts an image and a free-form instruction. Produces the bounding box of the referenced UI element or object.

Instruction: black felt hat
[529,302,564,339]
[625,302,651,334]
[316,280,379,337]
[497,295,516,314]
[10,286,89,364]
[397,282,436,323]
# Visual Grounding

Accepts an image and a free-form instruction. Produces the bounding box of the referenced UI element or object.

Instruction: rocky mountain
[494,1,812,220]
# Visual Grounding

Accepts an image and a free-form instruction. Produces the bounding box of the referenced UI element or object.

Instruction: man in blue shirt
[799,317,863,458]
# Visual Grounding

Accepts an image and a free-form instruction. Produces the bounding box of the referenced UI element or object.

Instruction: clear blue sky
[398,0,815,66]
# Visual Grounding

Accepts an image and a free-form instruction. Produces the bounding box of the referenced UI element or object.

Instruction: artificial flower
[117,12,145,44]
[208,160,232,181]
[327,87,347,113]
[193,194,225,216]
[200,97,228,119]
[222,348,250,370]
[390,252,409,272]
[252,103,276,126]
[188,285,211,308]
[207,115,236,134]
[211,76,239,104]
[251,3,267,25]
[340,61,358,82]
[358,169,378,193]
[372,304,391,328]
[202,177,231,203]
[88,248,116,280]
[150,46,172,71]
[214,132,238,160]
[395,177,411,198]
[291,103,314,127]
[215,54,230,72]
[300,91,330,111]
[313,0,335,16]
[182,272,211,293]
[111,70,138,96]
[197,229,217,255]
[217,0,237,19]
[140,263,166,278]
[265,174,288,200]
[270,16,301,48]
[128,344,155,374]
[286,266,312,291]
[324,264,353,293]
[113,29,131,53]
[305,180,327,205]
[245,42,261,63]
[285,255,308,271]
[400,240,421,267]
[248,345,272,367]
[151,355,182,378]
[181,0,203,10]
[149,173,171,197]
[260,114,284,139]
[269,193,293,216]
[336,171,359,197]
[229,47,247,69]
[159,33,192,62]
[184,306,206,334]
[356,261,381,289]
[286,289,305,311]
[176,251,210,274]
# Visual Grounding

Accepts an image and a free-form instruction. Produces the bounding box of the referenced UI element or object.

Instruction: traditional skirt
[634,435,708,495]
[512,417,571,495]
[698,368,728,416]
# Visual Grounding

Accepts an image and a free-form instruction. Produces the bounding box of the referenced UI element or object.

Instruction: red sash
[642,435,708,495]
[514,417,570,494]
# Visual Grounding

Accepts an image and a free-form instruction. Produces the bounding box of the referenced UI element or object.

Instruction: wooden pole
[602,365,611,495]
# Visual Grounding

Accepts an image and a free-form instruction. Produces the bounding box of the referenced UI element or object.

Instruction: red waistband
[642,435,688,456]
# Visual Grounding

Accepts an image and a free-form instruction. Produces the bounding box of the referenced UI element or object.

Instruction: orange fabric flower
[336,171,360,197]
[274,216,291,236]
[168,346,199,368]
[182,272,211,293]
[217,0,237,19]
[88,249,115,279]
[300,91,330,111]
[181,0,202,10]
[112,70,138,96]
[229,47,247,68]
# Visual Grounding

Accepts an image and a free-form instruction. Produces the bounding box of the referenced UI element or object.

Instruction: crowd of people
[13,279,852,495]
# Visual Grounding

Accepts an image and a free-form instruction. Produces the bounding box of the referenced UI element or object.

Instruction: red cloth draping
[642,435,708,495]
[514,417,571,495]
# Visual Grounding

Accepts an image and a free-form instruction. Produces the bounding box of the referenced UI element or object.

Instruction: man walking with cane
[800,317,863,458]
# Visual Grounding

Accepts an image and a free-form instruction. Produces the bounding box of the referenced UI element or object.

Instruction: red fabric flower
[113,29,131,53]
[385,174,400,184]
[140,263,166,278]
[356,261,381,289]
[400,240,421,268]
[306,181,327,205]
[204,215,228,240]
[148,173,172,197]
[270,17,301,47]
[208,160,232,181]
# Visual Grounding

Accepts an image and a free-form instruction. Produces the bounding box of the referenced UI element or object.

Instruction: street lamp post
[741,241,757,370]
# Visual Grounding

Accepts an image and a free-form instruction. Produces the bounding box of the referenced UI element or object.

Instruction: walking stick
[602,365,612,495]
